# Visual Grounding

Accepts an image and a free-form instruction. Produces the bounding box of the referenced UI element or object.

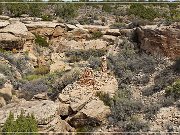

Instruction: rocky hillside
[0,3,180,134]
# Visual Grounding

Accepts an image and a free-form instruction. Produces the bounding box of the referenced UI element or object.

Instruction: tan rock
[0,83,13,101]
[67,99,110,128]
[53,26,65,37]
[98,76,118,98]
[58,94,70,103]
[26,32,35,40]
[0,21,10,28]
[50,61,71,73]
[46,116,75,132]
[105,29,120,36]
[65,24,77,31]
[33,93,48,100]
[136,25,180,59]
[51,53,66,63]
[83,39,108,50]
[102,35,117,42]
[57,103,71,116]
[0,100,58,125]
[0,33,24,50]
[0,21,28,36]
[0,15,10,20]
[25,21,63,29]
[30,27,54,36]
[0,97,6,108]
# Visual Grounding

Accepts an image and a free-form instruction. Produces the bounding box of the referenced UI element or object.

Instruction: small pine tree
[2,112,15,133]
[2,111,39,135]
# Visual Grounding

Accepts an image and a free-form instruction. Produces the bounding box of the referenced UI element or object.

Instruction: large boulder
[0,83,13,102]
[0,21,28,36]
[0,100,59,126]
[136,25,180,59]
[45,116,75,132]
[0,33,24,50]
[57,70,118,128]
[67,99,110,128]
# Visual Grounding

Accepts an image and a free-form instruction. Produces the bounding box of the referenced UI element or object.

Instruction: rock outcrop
[0,33,24,50]
[0,100,58,126]
[137,25,180,59]
[57,68,118,128]
[0,82,13,102]
[0,22,28,36]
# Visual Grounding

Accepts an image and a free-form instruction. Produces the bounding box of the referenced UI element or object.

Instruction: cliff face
[137,24,180,59]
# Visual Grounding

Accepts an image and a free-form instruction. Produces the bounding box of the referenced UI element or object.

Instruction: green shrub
[122,115,149,132]
[88,56,101,70]
[170,9,180,21]
[129,3,159,21]
[41,14,53,21]
[55,4,78,20]
[34,34,49,47]
[6,1,29,17]
[96,92,112,106]
[65,49,106,63]
[102,4,112,13]
[24,74,43,81]
[21,78,49,100]
[48,68,81,100]
[91,31,103,39]
[76,125,94,134]
[0,64,13,77]
[34,66,50,75]
[161,96,175,107]
[109,23,126,29]
[112,98,142,122]
[165,79,180,99]
[0,3,2,15]
[78,17,92,25]
[28,1,44,17]
[144,103,162,120]
[2,111,38,134]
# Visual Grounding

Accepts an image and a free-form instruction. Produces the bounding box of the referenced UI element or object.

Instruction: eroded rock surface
[0,100,58,126]
[137,25,180,59]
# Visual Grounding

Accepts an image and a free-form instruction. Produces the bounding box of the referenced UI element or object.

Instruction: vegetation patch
[90,31,103,39]
[65,49,106,63]
[2,111,38,134]
[95,92,112,107]
[41,14,53,21]
[165,79,180,99]
[109,23,126,29]
[88,56,101,70]
[35,34,49,47]
[55,4,78,20]
[34,66,50,75]
[128,4,159,21]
